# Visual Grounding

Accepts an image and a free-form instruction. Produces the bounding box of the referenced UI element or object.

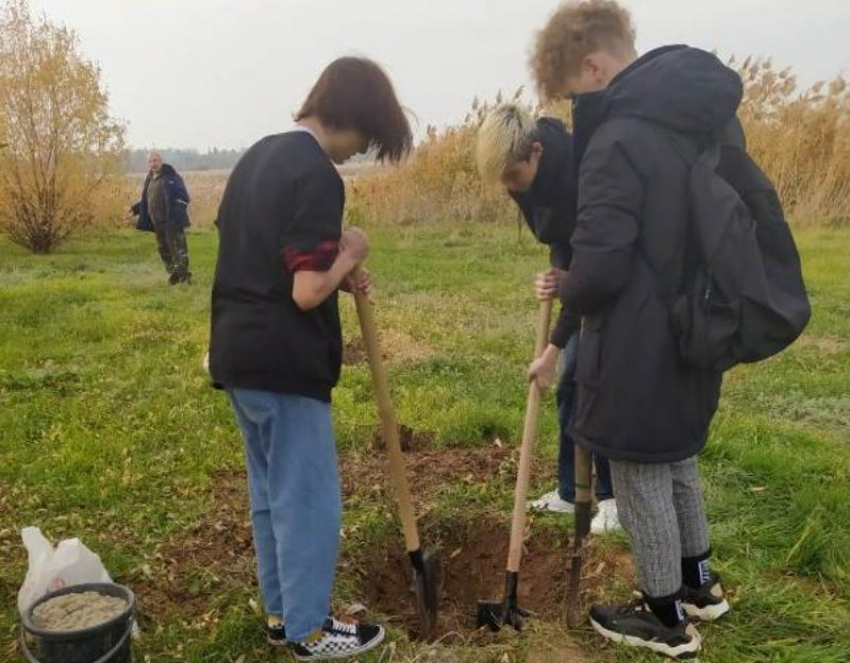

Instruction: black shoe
[168,272,180,285]
[589,601,701,660]
[267,622,286,647]
[681,572,731,622]
[290,617,385,661]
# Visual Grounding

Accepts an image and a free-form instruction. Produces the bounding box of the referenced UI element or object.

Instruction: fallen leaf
[346,602,368,616]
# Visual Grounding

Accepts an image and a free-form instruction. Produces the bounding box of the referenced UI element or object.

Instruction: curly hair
[531,0,636,100]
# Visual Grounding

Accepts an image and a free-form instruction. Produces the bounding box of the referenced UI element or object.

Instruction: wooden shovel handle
[507,299,553,572]
[353,275,421,553]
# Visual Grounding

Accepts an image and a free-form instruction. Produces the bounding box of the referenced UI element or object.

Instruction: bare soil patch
[342,443,552,500]
[795,333,846,355]
[355,520,633,642]
[131,444,594,642]
[343,330,432,366]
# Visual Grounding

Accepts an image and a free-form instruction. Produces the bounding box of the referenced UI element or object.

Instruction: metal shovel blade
[410,548,441,639]
[476,572,529,632]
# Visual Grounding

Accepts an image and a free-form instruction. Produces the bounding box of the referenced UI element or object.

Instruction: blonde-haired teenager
[477,104,620,534]
[531,0,738,658]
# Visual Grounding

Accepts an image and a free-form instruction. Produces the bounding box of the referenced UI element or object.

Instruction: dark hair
[295,57,413,162]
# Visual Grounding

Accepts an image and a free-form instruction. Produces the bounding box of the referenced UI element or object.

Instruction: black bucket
[20,583,135,663]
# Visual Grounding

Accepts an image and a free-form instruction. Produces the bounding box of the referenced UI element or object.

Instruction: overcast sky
[26,0,850,150]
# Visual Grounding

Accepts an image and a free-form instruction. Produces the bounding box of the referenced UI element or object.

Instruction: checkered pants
[610,456,711,598]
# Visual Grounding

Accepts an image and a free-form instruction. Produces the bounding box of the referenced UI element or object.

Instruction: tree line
[125,148,246,173]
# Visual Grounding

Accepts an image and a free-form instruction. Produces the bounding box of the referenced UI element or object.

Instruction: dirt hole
[354,520,633,642]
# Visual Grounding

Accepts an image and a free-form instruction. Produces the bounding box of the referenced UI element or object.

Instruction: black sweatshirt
[209,131,344,402]
[509,118,580,347]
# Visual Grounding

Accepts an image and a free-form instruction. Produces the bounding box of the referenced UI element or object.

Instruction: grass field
[1,222,848,662]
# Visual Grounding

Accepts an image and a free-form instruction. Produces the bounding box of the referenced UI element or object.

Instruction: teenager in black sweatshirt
[209,57,411,661]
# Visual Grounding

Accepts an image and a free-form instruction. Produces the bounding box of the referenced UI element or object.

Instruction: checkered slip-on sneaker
[291,617,385,661]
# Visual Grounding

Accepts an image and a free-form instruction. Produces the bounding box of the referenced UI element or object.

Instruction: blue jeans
[227,388,342,642]
[556,333,614,503]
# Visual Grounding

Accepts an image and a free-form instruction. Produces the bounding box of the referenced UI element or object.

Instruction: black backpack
[657,129,811,372]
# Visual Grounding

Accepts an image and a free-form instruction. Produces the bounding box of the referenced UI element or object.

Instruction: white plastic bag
[17,526,112,616]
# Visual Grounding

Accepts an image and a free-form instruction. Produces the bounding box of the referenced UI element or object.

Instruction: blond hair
[476,104,536,185]
[531,0,635,100]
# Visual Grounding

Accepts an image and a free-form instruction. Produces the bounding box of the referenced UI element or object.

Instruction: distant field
[124,161,380,228]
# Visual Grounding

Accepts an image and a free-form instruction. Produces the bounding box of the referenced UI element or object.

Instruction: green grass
[1,223,848,662]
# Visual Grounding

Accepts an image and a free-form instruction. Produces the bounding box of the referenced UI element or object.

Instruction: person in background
[124,151,192,284]
[476,104,620,534]
[208,56,412,660]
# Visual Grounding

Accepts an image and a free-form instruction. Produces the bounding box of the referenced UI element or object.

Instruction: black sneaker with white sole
[681,572,731,622]
[589,601,701,660]
[291,617,385,661]
[267,622,286,646]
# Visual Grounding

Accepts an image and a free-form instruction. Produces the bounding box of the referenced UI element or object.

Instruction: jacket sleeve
[549,307,573,348]
[131,201,141,216]
[548,244,580,347]
[174,174,190,204]
[560,134,643,315]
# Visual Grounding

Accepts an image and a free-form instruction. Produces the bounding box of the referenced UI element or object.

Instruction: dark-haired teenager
[209,56,412,660]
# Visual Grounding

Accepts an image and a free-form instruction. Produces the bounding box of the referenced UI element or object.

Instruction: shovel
[353,272,440,640]
[477,299,553,631]
[566,443,593,626]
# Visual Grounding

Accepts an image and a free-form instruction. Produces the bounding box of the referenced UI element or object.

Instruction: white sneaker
[528,489,575,514]
[591,499,622,534]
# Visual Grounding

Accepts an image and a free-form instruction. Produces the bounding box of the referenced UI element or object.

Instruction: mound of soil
[342,443,523,498]
[33,591,127,631]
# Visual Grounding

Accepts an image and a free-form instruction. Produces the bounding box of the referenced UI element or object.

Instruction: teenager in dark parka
[532,2,741,658]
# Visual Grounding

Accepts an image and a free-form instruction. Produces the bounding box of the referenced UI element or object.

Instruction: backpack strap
[626,120,709,309]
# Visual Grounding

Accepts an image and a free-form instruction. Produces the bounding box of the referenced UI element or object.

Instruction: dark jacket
[562,46,744,462]
[132,164,191,232]
[510,118,580,347]
[209,132,345,402]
